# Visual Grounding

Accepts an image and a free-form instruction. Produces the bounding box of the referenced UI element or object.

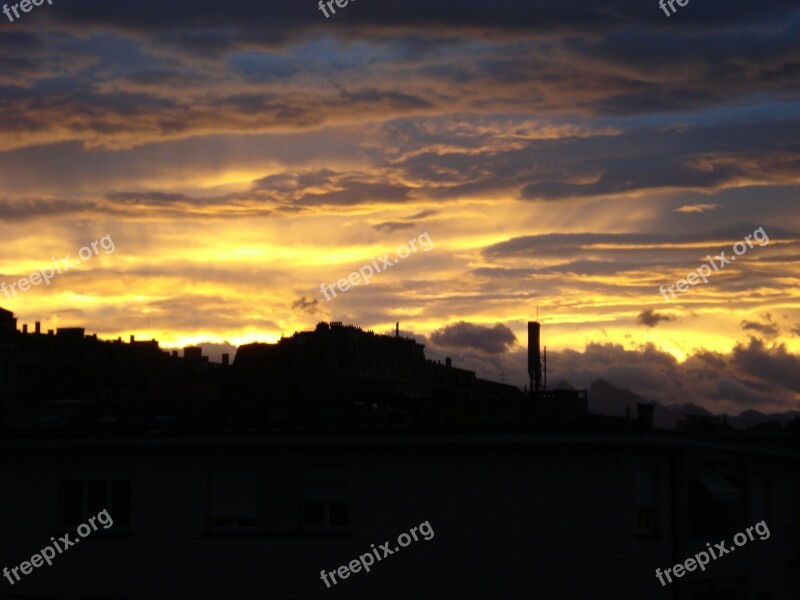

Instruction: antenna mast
[543,346,547,392]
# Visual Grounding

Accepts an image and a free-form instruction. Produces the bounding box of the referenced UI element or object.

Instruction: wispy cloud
[674,203,721,213]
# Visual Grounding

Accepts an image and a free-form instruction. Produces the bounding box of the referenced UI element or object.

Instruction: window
[260,465,302,533]
[690,577,748,600]
[302,468,349,532]
[303,501,349,530]
[208,468,257,532]
[689,466,745,538]
[788,560,800,594]
[787,477,800,525]
[37,414,61,425]
[205,466,346,534]
[62,479,131,531]
[752,475,769,522]
[635,467,658,536]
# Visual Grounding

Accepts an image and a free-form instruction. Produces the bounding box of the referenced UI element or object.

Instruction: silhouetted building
[0,308,225,405]
[231,321,524,405]
[0,399,797,599]
[0,309,797,599]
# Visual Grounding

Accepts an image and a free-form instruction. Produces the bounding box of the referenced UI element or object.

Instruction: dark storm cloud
[741,317,779,338]
[732,337,800,393]
[0,0,795,153]
[483,226,798,259]
[552,338,800,412]
[372,209,439,234]
[0,30,39,50]
[338,88,433,111]
[637,309,675,328]
[520,149,739,200]
[0,190,282,222]
[382,113,800,204]
[109,191,192,205]
[296,182,412,207]
[536,261,650,276]
[392,119,800,202]
[122,68,213,87]
[0,198,92,221]
[430,321,517,355]
[291,295,324,316]
[45,0,800,45]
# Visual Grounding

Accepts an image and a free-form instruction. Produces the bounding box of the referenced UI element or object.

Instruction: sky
[0,0,799,414]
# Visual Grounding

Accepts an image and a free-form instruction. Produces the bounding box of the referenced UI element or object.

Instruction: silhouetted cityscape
[1,307,798,599]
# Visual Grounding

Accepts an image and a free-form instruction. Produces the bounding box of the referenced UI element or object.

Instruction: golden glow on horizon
[0,147,796,383]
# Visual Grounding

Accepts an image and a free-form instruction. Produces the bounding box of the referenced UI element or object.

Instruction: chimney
[222,353,229,367]
[22,324,27,334]
[445,357,452,368]
[35,321,40,335]
[528,321,542,397]
[637,403,654,430]
[130,335,135,344]
[396,322,399,339]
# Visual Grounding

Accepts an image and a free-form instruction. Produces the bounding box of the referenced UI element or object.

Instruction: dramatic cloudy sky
[1,0,799,414]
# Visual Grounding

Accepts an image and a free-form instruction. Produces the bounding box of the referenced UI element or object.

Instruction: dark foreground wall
[0,432,797,599]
